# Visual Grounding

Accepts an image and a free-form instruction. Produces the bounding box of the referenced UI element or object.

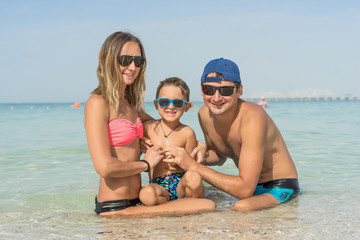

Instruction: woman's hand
[143,145,164,170]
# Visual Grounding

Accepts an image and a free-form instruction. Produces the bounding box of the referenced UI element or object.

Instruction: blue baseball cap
[201,58,241,84]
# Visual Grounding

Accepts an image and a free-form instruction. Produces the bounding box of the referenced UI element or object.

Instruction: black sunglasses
[156,98,188,108]
[201,84,236,96]
[117,55,145,67]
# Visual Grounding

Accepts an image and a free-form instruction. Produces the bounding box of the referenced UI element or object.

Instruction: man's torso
[199,100,297,182]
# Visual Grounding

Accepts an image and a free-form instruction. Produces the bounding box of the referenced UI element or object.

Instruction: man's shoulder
[240,101,265,115]
[198,104,207,113]
[239,101,268,125]
[198,105,210,119]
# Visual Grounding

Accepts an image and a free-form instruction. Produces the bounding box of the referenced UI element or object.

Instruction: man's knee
[233,194,280,212]
[233,199,253,212]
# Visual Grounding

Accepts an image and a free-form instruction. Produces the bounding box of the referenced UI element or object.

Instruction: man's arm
[196,111,226,165]
[164,107,267,200]
[164,147,252,199]
[191,141,227,165]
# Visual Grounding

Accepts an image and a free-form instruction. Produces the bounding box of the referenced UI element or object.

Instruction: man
[164,58,299,212]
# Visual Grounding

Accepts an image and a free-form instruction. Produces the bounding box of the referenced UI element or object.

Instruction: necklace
[160,121,180,144]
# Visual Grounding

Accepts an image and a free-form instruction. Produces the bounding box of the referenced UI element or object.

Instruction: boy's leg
[177,170,205,199]
[139,183,170,206]
[233,194,280,212]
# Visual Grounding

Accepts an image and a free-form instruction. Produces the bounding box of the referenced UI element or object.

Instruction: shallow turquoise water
[0,100,359,239]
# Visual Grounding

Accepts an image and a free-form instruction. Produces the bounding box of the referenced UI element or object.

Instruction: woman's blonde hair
[92,31,146,112]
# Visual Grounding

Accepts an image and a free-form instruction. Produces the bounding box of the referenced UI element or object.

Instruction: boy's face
[154,85,190,122]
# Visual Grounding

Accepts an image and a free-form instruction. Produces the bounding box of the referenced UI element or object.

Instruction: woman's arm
[84,95,162,178]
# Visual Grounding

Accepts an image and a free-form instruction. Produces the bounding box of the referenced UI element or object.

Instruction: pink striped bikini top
[108,117,143,146]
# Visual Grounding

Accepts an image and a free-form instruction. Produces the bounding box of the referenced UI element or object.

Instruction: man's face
[201,73,242,115]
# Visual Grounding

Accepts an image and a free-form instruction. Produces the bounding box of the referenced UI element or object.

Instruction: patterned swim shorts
[150,172,185,200]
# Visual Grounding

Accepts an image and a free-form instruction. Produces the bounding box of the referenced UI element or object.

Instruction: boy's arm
[140,120,156,153]
[184,127,197,154]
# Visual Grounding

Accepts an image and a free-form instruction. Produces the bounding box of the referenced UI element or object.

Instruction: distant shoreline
[245,96,360,101]
[1,97,360,105]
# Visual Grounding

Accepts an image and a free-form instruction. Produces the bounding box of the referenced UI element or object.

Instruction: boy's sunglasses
[201,84,236,96]
[117,55,145,67]
[156,98,188,108]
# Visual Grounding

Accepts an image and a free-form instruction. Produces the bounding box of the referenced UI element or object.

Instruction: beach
[0,100,359,239]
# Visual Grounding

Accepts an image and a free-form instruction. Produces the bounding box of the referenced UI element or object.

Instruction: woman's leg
[100,198,216,217]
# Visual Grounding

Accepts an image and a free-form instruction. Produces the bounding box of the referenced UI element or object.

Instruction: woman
[84,31,215,216]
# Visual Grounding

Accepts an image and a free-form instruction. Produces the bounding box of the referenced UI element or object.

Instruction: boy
[139,77,205,206]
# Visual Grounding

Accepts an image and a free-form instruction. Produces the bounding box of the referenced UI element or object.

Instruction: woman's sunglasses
[117,55,145,67]
[201,84,236,96]
[156,98,188,108]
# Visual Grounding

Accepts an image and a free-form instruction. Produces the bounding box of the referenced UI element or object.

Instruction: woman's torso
[98,102,143,201]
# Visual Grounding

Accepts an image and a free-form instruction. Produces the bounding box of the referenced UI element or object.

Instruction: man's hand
[163,146,197,171]
[191,141,206,163]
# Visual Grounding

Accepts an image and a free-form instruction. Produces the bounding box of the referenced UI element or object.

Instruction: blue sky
[0,0,359,103]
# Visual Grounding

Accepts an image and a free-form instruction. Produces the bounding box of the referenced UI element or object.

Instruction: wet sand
[95,189,360,240]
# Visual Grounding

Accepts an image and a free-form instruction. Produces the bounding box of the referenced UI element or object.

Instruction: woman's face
[119,42,142,86]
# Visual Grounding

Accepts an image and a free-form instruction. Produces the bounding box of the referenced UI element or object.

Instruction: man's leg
[233,194,280,212]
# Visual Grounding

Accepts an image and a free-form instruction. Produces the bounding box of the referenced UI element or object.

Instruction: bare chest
[207,126,241,160]
[149,131,186,177]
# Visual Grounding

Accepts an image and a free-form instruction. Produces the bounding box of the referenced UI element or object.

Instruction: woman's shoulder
[86,94,107,108]
[85,94,110,116]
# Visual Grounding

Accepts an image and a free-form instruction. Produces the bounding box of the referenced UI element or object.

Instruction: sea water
[0,100,359,239]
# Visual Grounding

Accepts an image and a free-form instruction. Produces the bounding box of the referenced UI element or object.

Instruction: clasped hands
[140,137,206,171]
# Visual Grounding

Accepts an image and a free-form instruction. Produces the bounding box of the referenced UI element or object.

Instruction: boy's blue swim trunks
[253,178,300,203]
[150,172,185,200]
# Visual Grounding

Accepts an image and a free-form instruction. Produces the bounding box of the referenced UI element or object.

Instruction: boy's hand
[140,137,153,154]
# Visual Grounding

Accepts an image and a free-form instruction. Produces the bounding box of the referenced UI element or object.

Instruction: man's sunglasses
[156,98,188,108]
[117,55,145,67]
[201,84,236,96]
